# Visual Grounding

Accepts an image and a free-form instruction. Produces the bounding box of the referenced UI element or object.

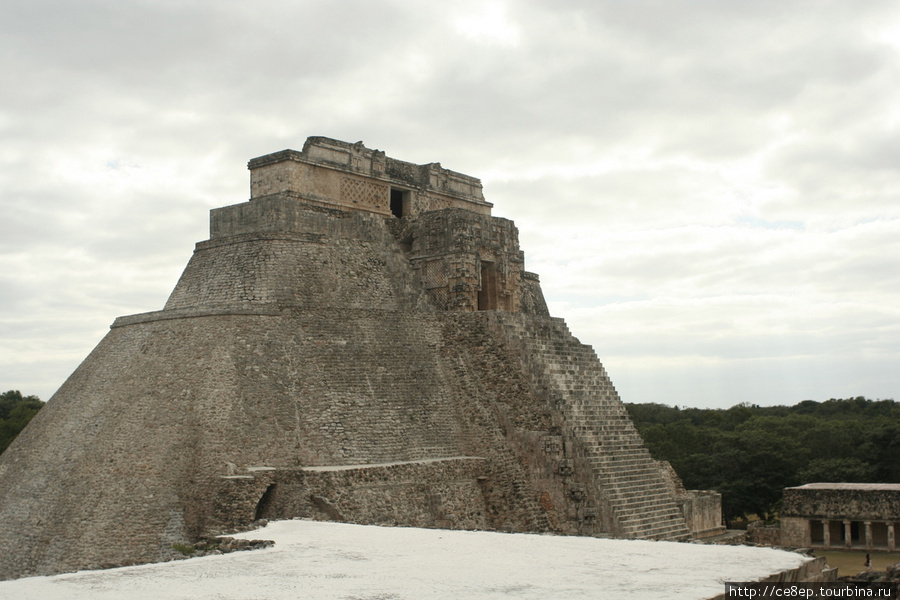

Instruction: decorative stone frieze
[781,483,900,550]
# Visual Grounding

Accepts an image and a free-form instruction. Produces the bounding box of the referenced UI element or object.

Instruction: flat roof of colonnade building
[787,483,900,491]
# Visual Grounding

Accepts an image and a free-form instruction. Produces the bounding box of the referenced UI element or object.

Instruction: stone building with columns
[780,483,900,550]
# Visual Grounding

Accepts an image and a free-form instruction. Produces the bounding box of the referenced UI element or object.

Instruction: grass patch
[172,543,195,556]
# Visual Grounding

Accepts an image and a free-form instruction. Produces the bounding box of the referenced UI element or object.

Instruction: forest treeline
[625,397,900,524]
[0,390,44,455]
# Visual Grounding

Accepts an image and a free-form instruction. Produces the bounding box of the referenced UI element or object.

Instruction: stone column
[888,523,896,551]
[844,520,853,548]
[865,521,873,550]
[822,519,831,548]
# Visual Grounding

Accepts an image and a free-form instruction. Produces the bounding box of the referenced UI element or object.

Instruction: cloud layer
[2,0,899,408]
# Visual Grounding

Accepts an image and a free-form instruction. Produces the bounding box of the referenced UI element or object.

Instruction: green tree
[0,390,44,454]
[626,397,899,524]
[858,422,900,481]
[798,457,877,483]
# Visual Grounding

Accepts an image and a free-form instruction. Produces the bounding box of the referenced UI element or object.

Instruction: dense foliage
[0,390,44,455]
[626,397,900,524]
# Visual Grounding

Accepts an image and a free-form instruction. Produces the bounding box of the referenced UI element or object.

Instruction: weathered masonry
[247,136,492,218]
[0,137,722,580]
[781,483,900,550]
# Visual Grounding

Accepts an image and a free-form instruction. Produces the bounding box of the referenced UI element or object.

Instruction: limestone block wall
[748,521,784,546]
[210,194,348,238]
[779,517,815,547]
[214,458,518,533]
[653,460,724,538]
[520,271,550,316]
[206,459,498,533]
[403,208,527,312]
[682,491,726,538]
[782,485,900,521]
[264,459,492,529]
[167,198,430,313]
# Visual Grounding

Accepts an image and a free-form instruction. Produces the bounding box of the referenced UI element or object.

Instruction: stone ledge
[110,305,285,328]
[195,231,327,252]
[301,456,488,472]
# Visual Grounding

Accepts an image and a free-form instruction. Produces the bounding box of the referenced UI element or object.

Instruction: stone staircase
[492,313,691,541]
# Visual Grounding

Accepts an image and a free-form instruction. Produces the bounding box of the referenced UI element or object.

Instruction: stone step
[602,484,676,499]
[590,448,653,457]
[621,519,688,536]
[594,458,660,469]
[494,316,690,540]
[588,451,653,461]
[603,484,673,498]
[626,519,691,535]
[582,439,644,451]
[629,526,691,541]
[621,523,690,539]
[609,497,676,513]
[620,516,687,532]
[616,505,684,520]
[600,474,665,486]
[607,493,678,508]
[596,473,670,486]
[598,474,664,486]
[620,506,677,519]
[587,460,660,474]
[606,491,675,504]
[602,488,674,504]
[618,512,689,528]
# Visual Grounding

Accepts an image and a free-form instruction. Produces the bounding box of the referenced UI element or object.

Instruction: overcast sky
[2,1,899,409]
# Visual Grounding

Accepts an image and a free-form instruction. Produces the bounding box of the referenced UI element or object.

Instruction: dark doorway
[810,520,824,544]
[850,521,862,547]
[872,522,889,547]
[390,188,407,218]
[478,261,498,310]
[829,520,844,545]
[255,484,277,521]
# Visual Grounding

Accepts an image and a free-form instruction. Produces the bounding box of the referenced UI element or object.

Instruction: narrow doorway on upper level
[478,261,498,310]
[390,188,409,218]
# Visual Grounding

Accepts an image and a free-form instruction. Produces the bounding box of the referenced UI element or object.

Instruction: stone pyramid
[0,137,722,580]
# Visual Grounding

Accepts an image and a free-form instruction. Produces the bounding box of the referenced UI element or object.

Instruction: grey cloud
[3,0,899,408]
[769,130,900,203]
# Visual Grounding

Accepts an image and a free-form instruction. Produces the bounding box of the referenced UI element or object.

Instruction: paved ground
[0,520,813,600]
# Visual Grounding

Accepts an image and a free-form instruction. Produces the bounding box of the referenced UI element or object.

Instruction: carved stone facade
[248,137,491,218]
[780,483,900,550]
[0,137,721,581]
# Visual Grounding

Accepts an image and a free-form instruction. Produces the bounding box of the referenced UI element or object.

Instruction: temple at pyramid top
[247,136,493,218]
[195,136,533,313]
